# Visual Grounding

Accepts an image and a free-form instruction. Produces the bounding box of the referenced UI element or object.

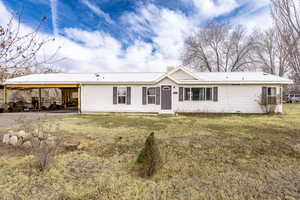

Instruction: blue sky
[0,0,272,72]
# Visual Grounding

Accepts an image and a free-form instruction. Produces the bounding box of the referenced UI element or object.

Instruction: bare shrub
[30,131,61,172]
[18,117,62,172]
[136,132,161,178]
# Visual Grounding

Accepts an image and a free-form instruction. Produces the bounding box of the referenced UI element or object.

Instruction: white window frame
[117,87,127,104]
[147,87,156,104]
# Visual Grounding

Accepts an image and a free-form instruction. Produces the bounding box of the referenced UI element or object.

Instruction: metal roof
[4,67,293,85]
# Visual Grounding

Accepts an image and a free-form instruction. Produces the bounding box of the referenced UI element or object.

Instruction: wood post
[78,87,81,113]
[38,88,42,110]
[4,86,7,105]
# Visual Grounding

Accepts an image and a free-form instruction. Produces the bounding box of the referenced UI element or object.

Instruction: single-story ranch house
[3,67,293,114]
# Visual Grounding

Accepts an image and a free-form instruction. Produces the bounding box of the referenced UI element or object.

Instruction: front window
[267,87,277,104]
[206,88,213,101]
[184,88,191,100]
[191,88,205,101]
[147,87,156,104]
[118,87,127,104]
[184,87,213,101]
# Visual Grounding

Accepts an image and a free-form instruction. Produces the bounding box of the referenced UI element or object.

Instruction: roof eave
[4,80,293,85]
[177,81,293,85]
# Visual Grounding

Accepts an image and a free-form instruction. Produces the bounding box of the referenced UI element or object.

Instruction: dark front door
[161,85,172,110]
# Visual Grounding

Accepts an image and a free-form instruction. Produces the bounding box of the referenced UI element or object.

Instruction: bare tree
[181,22,254,72]
[271,0,300,82]
[0,11,60,82]
[250,28,290,76]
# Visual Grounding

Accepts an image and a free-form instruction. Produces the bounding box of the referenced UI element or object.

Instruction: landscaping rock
[12,130,26,138]
[2,129,57,147]
[2,134,10,144]
[64,142,80,151]
[292,144,300,154]
[23,141,32,148]
[9,136,18,146]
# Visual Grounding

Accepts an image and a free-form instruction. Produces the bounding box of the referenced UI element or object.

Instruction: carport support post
[38,88,42,110]
[78,86,81,113]
[4,86,7,104]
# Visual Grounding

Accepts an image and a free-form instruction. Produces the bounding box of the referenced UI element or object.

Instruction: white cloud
[41,3,195,73]
[64,28,121,50]
[0,0,274,73]
[0,1,11,24]
[234,7,272,31]
[121,4,196,68]
[50,0,58,36]
[80,0,114,24]
[186,0,239,18]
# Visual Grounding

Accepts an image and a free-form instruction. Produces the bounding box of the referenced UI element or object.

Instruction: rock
[64,142,80,151]
[12,130,26,137]
[2,134,10,144]
[9,136,18,146]
[292,144,300,154]
[23,141,32,148]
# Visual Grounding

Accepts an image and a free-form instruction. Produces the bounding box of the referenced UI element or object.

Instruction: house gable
[168,68,199,81]
[158,76,178,85]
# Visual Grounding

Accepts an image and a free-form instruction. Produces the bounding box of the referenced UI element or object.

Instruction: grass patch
[0,104,299,199]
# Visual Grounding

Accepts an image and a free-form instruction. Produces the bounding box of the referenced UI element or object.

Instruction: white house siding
[81,85,161,113]
[81,78,177,113]
[80,81,283,114]
[175,85,282,113]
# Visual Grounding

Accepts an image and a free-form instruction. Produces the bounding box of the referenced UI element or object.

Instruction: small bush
[136,132,161,178]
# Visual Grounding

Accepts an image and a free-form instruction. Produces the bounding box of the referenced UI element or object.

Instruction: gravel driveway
[0,112,75,127]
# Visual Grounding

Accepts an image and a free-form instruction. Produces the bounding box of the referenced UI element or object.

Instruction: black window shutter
[127,87,131,105]
[179,87,183,101]
[113,87,117,104]
[262,87,267,105]
[279,87,282,104]
[213,87,218,102]
[156,87,160,105]
[274,87,277,105]
[142,87,147,105]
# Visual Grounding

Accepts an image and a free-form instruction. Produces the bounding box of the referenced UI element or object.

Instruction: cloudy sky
[1,0,272,72]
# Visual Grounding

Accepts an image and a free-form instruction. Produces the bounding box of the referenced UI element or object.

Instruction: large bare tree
[181,22,254,72]
[250,28,290,76]
[271,0,300,82]
[0,12,59,82]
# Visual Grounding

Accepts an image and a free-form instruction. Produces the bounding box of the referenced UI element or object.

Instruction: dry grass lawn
[0,104,300,200]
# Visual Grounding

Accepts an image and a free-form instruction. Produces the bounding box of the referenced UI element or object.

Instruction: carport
[3,84,81,113]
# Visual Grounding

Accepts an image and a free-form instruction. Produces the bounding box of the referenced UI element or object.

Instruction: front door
[161,85,172,110]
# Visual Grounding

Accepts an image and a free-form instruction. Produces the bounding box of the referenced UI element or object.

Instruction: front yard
[0,105,300,200]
